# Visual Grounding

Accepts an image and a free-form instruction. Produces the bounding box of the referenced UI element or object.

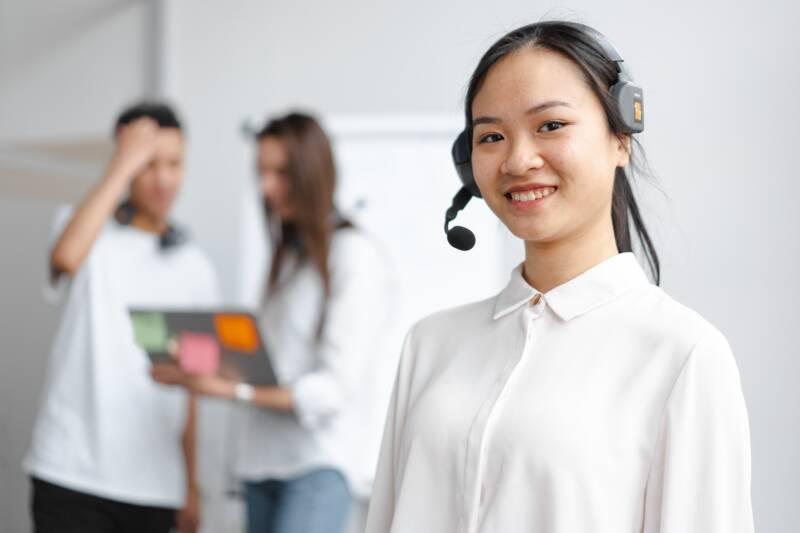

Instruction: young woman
[365,21,754,533]
[153,112,394,533]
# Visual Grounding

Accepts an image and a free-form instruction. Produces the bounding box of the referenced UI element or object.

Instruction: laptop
[129,308,278,386]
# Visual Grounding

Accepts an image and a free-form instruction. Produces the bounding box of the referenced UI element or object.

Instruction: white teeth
[510,187,556,202]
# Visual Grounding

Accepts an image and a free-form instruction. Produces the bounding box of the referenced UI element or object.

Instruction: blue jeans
[244,468,352,533]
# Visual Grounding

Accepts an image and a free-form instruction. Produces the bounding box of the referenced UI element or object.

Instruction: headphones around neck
[445,22,645,251]
[114,200,187,250]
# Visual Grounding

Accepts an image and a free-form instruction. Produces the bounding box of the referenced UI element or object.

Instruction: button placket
[462,351,517,528]
[465,299,545,532]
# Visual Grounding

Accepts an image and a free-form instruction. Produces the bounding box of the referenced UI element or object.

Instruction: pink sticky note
[178,332,220,375]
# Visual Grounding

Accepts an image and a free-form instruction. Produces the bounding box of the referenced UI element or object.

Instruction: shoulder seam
[641,324,716,499]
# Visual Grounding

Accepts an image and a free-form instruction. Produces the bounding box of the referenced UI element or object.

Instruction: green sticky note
[130,312,169,352]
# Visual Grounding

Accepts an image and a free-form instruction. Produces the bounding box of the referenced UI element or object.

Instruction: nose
[150,160,174,189]
[260,172,278,200]
[500,137,544,177]
[154,170,169,188]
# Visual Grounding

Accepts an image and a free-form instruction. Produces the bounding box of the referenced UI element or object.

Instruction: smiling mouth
[505,186,558,203]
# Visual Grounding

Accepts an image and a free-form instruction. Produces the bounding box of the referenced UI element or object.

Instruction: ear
[614,134,631,168]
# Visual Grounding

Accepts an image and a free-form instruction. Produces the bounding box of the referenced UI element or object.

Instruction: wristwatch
[234,382,255,403]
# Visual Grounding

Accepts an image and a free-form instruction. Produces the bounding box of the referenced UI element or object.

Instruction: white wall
[1,0,798,532]
[0,2,157,531]
[0,198,61,533]
[0,1,149,143]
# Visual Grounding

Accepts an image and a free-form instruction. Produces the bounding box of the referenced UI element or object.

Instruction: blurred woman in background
[154,112,394,533]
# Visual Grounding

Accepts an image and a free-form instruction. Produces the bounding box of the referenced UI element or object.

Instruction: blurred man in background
[23,102,219,533]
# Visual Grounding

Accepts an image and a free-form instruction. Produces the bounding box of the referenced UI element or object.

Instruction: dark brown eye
[539,121,565,133]
[478,133,503,144]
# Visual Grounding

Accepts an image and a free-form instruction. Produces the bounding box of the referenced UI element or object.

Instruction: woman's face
[470,47,629,245]
[258,136,295,221]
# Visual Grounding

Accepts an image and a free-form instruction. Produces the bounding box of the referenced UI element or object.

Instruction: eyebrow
[472,100,574,127]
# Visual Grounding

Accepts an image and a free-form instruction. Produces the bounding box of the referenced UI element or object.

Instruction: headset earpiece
[115,200,136,225]
[568,21,645,135]
[159,225,187,249]
[451,131,482,199]
[611,80,644,134]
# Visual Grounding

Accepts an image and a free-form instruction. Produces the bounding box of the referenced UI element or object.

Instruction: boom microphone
[444,187,476,251]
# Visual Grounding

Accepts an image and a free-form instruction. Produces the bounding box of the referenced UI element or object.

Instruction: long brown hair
[257,112,342,317]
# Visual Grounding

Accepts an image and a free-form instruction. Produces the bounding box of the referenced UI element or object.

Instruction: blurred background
[0,0,797,532]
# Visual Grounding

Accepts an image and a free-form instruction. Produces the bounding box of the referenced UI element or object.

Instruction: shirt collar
[492,252,650,321]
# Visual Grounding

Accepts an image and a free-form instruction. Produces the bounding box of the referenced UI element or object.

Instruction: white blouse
[365,253,753,533]
[233,228,397,496]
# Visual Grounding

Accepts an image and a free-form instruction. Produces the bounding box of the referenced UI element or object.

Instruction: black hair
[114,101,182,133]
[465,21,660,284]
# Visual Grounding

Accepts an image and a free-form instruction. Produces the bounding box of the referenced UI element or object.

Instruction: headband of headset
[114,200,187,250]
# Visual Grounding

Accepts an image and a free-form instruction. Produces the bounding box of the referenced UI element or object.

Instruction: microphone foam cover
[447,226,476,251]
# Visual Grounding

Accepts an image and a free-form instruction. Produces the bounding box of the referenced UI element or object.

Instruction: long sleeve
[364,327,415,533]
[642,327,754,533]
[290,232,392,430]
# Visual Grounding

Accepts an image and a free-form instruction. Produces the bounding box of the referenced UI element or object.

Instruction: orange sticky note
[178,332,220,375]
[214,314,259,353]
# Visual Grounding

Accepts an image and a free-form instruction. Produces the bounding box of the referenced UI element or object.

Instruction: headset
[445,22,645,251]
[114,200,188,250]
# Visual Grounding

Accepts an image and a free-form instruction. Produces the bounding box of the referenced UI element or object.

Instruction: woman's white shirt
[365,252,753,533]
[234,228,397,497]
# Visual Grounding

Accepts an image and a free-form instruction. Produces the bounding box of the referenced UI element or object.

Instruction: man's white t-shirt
[24,207,220,508]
